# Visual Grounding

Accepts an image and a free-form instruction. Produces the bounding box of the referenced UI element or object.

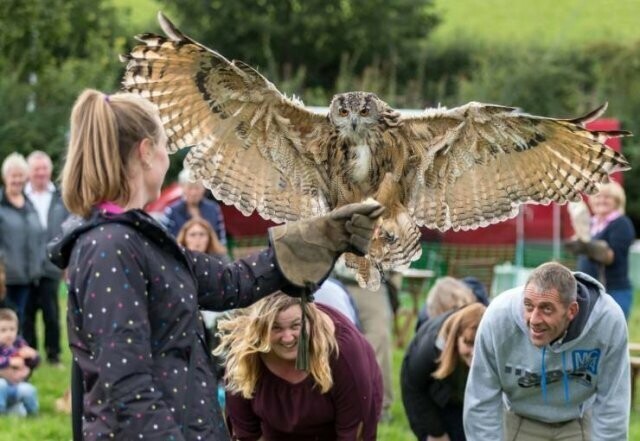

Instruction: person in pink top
[217,292,383,441]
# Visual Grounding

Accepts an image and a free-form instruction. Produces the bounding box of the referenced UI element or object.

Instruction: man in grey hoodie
[464,262,629,441]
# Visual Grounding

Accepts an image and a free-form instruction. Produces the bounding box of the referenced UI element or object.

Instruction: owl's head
[329,92,384,136]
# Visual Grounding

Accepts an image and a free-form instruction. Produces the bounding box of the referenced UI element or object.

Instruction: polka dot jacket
[48,208,299,440]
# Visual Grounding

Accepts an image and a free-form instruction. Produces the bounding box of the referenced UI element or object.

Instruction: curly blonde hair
[215,292,338,398]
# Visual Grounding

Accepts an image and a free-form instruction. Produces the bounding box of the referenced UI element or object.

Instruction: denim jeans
[6,284,31,332]
[608,288,632,320]
[0,378,39,415]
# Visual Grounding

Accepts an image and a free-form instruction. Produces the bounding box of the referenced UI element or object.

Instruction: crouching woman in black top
[401,303,486,441]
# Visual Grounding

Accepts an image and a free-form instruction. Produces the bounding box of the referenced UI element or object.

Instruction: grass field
[428,0,640,49]
[2,286,639,440]
[112,0,640,50]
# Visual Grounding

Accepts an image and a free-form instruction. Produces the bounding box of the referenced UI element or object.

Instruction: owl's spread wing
[121,13,333,222]
[401,102,630,231]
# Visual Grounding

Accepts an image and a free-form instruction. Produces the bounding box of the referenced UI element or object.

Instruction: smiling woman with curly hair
[216,292,383,441]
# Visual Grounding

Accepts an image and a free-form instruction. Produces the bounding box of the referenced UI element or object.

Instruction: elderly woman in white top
[0,153,44,328]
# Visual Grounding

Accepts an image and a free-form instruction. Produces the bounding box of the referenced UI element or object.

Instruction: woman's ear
[137,138,154,170]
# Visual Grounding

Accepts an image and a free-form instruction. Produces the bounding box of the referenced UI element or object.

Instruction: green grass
[429,0,640,49]
[2,287,639,440]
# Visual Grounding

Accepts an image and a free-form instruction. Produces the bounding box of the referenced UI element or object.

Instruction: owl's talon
[380,228,397,244]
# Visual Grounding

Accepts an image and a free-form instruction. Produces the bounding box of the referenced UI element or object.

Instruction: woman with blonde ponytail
[48,89,383,441]
[216,292,383,440]
[401,303,486,441]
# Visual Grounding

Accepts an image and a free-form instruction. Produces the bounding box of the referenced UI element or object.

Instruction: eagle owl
[122,13,630,289]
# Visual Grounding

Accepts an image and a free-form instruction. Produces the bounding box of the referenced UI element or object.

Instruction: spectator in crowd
[163,168,227,243]
[415,276,488,331]
[0,308,39,416]
[401,303,486,441]
[0,153,44,328]
[464,262,629,441]
[217,292,382,440]
[567,181,636,319]
[176,217,228,259]
[312,277,360,328]
[176,217,230,331]
[335,262,395,422]
[48,89,383,440]
[23,150,68,365]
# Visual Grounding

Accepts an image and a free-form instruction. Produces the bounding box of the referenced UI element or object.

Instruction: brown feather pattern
[121,14,630,289]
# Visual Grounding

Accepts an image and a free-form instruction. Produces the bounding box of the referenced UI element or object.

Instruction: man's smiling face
[523,284,578,347]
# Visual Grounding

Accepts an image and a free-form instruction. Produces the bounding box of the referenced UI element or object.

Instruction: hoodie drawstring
[541,347,571,404]
[562,351,570,404]
[541,346,547,403]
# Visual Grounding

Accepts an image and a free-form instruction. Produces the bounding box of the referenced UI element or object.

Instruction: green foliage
[455,48,589,114]
[0,0,130,166]
[157,0,440,100]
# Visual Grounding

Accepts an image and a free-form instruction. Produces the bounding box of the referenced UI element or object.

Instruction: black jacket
[401,310,467,440]
[49,208,297,440]
[0,190,44,284]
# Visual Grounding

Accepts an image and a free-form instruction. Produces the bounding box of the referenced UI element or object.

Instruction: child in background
[0,308,39,416]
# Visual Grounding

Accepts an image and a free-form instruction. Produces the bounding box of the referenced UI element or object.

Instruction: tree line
[1,0,638,227]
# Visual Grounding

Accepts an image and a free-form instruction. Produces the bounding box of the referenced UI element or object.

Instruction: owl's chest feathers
[351,143,372,183]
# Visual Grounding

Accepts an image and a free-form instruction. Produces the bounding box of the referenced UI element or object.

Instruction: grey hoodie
[463,272,629,441]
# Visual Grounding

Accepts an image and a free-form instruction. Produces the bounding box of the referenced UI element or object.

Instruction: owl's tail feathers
[375,211,422,270]
[340,209,422,290]
[343,253,382,291]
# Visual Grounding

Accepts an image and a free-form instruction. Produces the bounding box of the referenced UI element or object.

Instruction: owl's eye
[360,108,369,116]
[339,108,348,117]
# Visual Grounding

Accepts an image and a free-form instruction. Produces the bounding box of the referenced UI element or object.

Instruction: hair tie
[104,94,111,103]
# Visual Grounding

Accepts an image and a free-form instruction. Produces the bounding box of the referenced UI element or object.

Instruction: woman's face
[269,304,303,362]
[457,326,477,367]
[2,166,27,197]
[184,224,210,253]
[589,190,618,218]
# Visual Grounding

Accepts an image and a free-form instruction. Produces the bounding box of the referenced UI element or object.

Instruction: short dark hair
[525,262,577,306]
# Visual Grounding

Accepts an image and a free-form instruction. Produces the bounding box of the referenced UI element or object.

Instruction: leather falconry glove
[565,239,612,264]
[269,200,385,287]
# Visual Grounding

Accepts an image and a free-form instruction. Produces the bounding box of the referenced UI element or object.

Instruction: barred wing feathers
[401,102,630,231]
[121,12,332,222]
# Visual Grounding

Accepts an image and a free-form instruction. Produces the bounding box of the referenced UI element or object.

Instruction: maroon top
[226,304,382,441]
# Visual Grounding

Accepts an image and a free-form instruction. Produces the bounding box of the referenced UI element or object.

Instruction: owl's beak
[351,118,358,131]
